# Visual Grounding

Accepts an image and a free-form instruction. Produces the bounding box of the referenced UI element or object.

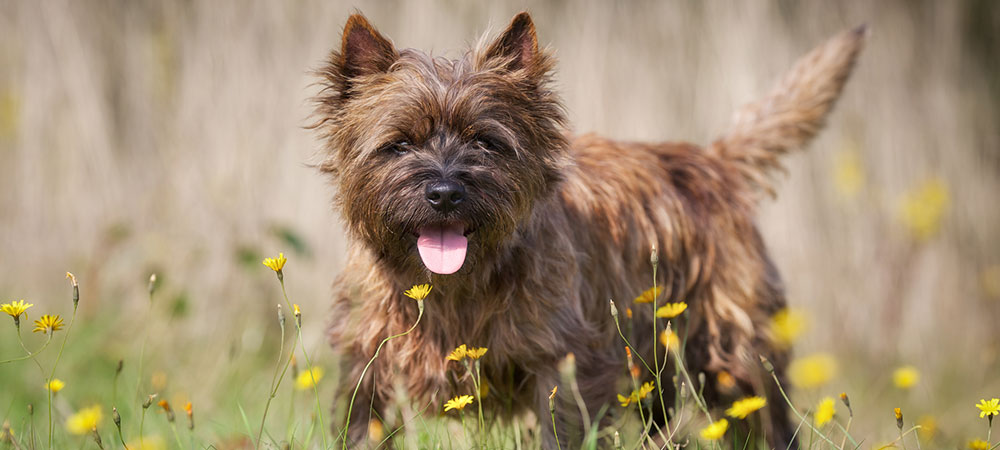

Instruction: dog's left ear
[481,12,540,72]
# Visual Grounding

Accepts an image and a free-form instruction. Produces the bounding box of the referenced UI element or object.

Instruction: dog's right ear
[329,14,398,98]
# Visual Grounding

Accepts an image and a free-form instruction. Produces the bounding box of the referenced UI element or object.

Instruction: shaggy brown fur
[313,12,865,449]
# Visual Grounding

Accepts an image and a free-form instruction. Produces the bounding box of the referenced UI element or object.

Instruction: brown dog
[314,11,864,448]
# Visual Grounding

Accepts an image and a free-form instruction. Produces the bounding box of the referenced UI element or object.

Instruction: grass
[1,249,998,450]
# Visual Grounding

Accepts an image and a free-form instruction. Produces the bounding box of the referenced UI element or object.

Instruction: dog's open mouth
[416,224,470,274]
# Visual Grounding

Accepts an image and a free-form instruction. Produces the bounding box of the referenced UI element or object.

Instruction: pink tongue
[417,224,468,274]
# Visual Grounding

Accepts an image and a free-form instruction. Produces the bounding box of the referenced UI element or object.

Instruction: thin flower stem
[170,421,184,450]
[838,416,853,450]
[115,422,130,450]
[612,317,653,374]
[767,370,838,447]
[255,306,288,449]
[279,280,330,450]
[47,304,77,450]
[139,408,147,445]
[550,407,562,450]
[473,361,485,446]
[650,262,671,428]
[3,329,51,366]
[342,302,424,450]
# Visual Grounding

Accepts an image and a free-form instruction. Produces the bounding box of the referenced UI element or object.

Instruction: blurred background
[0,0,998,447]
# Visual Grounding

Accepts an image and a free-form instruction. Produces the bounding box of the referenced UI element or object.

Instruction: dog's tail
[707,25,868,196]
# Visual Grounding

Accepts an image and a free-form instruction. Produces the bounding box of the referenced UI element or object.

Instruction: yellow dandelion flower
[815,397,836,426]
[969,439,991,450]
[1,299,32,320]
[403,284,432,301]
[975,398,1000,418]
[771,308,807,347]
[726,396,767,419]
[637,381,654,399]
[916,415,936,441]
[655,302,687,318]
[295,367,324,390]
[618,382,655,407]
[466,347,488,360]
[892,366,920,390]
[444,395,474,412]
[633,286,662,304]
[446,344,467,362]
[262,252,287,272]
[700,418,729,441]
[659,330,680,352]
[126,436,166,450]
[32,315,64,334]
[368,418,384,442]
[66,405,102,435]
[833,146,865,198]
[788,353,837,389]
[898,177,949,241]
[717,371,736,390]
[46,379,65,393]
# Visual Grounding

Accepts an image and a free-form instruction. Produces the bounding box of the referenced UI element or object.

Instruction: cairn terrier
[314,11,864,448]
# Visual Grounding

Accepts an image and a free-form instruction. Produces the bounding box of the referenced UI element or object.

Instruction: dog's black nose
[425,180,466,213]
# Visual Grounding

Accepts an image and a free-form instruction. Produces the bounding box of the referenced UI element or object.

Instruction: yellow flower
[46,379,65,393]
[898,177,949,241]
[892,366,920,390]
[969,439,991,450]
[295,367,324,390]
[633,286,662,304]
[466,347,488,360]
[403,284,432,301]
[659,330,680,351]
[770,308,807,347]
[66,405,102,435]
[637,381,654,399]
[126,436,167,450]
[655,302,687,318]
[32,315,64,334]
[916,415,937,441]
[833,146,865,198]
[814,397,836,426]
[717,371,736,391]
[1,299,32,320]
[293,304,301,316]
[788,353,837,389]
[725,396,766,419]
[444,395,474,412]
[618,382,655,407]
[446,344,467,362]
[975,398,1000,418]
[699,418,729,441]
[262,252,287,272]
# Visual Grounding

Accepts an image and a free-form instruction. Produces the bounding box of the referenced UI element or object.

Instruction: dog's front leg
[536,350,620,449]
[336,346,393,449]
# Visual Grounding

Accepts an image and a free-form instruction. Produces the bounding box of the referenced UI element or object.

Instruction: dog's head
[314,12,568,276]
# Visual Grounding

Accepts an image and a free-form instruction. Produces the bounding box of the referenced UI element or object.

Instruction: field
[1,1,998,449]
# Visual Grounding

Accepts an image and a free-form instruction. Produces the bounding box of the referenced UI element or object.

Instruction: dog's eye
[474,136,503,153]
[380,141,412,156]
